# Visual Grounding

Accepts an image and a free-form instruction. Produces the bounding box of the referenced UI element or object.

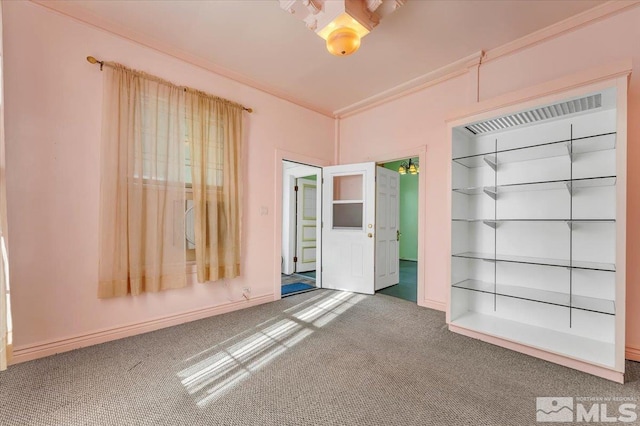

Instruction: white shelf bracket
[483,186,497,200]
[564,182,573,195]
[483,155,497,171]
[565,220,573,230]
[483,220,498,229]
[564,142,574,162]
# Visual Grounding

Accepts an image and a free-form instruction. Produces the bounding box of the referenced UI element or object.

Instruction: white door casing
[375,166,400,290]
[281,162,321,277]
[322,162,376,294]
[296,178,317,273]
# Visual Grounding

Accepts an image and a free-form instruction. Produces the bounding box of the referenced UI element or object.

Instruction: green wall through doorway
[382,159,418,261]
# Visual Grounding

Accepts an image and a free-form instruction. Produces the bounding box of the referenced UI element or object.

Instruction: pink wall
[2,2,334,355]
[4,1,639,363]
[339,6,640,354]
[339,75,471,307]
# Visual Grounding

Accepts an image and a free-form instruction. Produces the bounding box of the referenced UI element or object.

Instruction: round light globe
[326,27,361,56]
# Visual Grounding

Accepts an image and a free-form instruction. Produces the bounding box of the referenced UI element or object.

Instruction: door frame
[294,177,319,273]
[369,146,427,307]
[283,172,319,275]
[274,149,330,301]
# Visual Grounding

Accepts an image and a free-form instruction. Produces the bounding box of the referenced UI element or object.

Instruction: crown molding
[334,1,639,118]
[483,0,640,63]
[445,58,632,125]
[28,0,639,121]
[29,0,335,118]
[333,50,484,118]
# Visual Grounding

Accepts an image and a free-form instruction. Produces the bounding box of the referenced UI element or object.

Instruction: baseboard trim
[420,298,446,312]
[626,345,640,362]
[10,293,274,365]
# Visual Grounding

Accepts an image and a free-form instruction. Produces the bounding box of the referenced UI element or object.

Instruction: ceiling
[41,0,606,115]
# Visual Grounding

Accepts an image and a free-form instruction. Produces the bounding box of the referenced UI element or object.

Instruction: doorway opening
[375,158,419,303]
[281,160,322,297]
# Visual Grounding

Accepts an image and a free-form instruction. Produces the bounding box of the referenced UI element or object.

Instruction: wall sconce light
[398,159,419,175]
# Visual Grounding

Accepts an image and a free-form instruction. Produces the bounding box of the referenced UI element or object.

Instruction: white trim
[275,150,331,301]
[614,74,628,372]
[10,294,274,365]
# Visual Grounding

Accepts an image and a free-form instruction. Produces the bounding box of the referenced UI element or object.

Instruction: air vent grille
[465,94,602,135]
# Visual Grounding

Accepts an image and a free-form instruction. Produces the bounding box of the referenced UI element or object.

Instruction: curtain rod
[86,56,253,113]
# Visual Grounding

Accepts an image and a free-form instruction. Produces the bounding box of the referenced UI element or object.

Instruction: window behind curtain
[136,94,184,183]
[185,115,224,187]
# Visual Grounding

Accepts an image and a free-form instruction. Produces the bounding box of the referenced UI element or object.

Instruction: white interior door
[322,162,376,294]
[295,178,317,273]
[375,167,400,290]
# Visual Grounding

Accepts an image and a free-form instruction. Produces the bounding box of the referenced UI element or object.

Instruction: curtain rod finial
[87,56,104,70]
[245,107,253,113]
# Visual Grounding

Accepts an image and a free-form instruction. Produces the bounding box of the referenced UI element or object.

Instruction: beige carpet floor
[1,289,639,425]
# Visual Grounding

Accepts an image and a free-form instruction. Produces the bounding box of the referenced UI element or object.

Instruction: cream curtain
[0,0,12,368]
[98,64,187,298]
[185,89,243,283]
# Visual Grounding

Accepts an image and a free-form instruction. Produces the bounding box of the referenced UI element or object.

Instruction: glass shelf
[452,218,615,223]
[332,199,363,204]
[452,185,489,196]
[452,279,615,315]
[453,176,616,196]
[452,251,615,272]
[452,132,616,168]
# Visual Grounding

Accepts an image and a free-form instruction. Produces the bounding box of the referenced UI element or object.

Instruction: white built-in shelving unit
[448,83,627,382]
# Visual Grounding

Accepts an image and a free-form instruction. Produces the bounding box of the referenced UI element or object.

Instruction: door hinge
[294,185,299,192]
[322,178,324,184]
[293,256,298,263]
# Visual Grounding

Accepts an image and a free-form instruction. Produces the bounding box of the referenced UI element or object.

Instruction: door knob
[368,233,373,238]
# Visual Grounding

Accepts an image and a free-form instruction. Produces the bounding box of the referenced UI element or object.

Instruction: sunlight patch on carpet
[177,291,366,406]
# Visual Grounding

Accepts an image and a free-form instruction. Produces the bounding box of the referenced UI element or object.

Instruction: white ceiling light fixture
[279,0,405,56]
